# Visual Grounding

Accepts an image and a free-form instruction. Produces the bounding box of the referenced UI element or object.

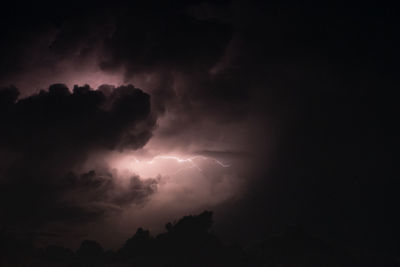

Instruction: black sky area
[0,0,399,266]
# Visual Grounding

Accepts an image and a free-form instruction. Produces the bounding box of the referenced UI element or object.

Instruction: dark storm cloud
[0,83,154,154]
[0,84,158,229]
[100,11,232,74]
[97,3,238,120]
[0,1,242,120]
[0,0,246,127]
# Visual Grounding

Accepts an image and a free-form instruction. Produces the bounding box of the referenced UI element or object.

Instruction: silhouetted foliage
[76,240,104,263]
[1,212,398,266]
[44,245,74,262]
[118,227,152,262]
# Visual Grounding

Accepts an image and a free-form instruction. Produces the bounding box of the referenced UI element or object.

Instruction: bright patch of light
[109,153,230,178]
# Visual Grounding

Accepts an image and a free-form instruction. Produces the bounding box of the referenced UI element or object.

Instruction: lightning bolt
[131,155,230,175]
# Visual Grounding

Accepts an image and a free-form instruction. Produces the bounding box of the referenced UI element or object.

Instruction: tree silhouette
[76,240,104,263]
[1,212,397,266]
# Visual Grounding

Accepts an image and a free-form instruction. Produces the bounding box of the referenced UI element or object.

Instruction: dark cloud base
[0,84,154,153]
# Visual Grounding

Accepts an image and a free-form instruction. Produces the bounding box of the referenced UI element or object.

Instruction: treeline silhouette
[0,211,398,266]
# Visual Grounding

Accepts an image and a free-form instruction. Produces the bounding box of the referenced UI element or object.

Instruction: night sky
[0,0,399,265]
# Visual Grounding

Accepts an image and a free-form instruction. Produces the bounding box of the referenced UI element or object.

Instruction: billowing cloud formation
[0,84,154,152]
[0,84,158,230]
